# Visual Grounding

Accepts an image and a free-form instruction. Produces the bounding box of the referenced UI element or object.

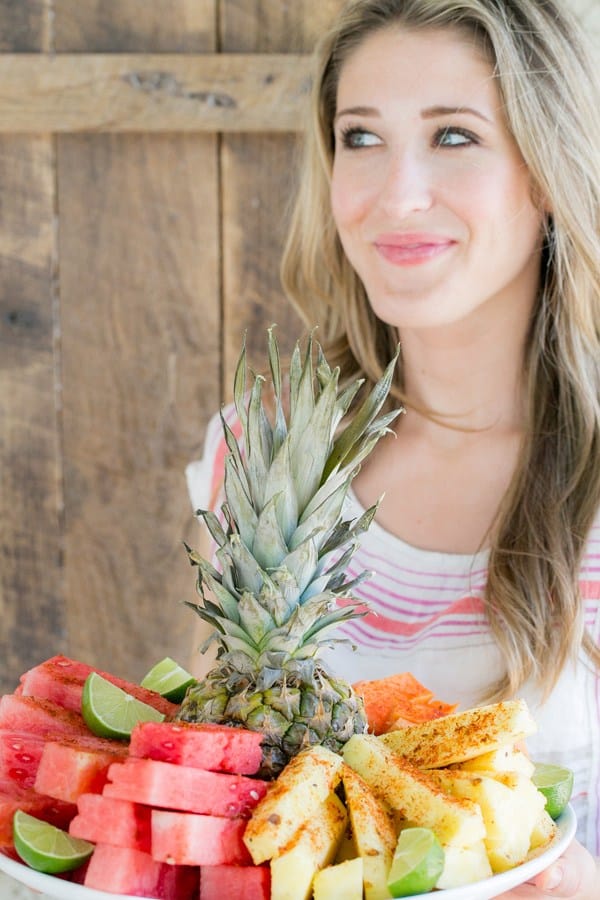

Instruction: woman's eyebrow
[334,104,492,123]
[422,104,491,123]
[335,105,380,121]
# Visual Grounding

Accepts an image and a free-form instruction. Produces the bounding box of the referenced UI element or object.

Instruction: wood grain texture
[57,132,219,681]
[51,0,219,683]
[0,0,51,52]
[0,2,57,694]
[0,54,311,133]
[220,0,343,386]
[54,0,216,53]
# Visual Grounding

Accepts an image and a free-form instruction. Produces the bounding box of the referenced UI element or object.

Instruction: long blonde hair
[281,0,600,700]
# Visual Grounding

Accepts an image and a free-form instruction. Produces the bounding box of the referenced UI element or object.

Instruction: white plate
[0,804,577,900]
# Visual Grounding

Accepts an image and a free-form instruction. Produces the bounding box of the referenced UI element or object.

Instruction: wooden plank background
[1,0,599,695]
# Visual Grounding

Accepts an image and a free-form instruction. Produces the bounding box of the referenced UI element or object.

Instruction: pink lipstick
[374,232,456,266]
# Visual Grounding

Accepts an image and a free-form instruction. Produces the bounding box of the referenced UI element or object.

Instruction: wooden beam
[0,54,312,132]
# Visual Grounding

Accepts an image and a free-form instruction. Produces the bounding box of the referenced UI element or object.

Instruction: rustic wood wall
[1,0,599,694]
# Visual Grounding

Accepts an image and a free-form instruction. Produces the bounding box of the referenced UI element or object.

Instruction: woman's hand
[496,840,599,899]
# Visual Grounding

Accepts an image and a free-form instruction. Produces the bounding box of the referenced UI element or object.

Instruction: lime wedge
[532,762,574,820]
[82,672,165,739]
[140,656,196,703]
[13,810,94,874]
[387,826,445,897]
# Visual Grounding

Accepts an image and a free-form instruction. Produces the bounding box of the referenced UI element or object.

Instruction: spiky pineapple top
[178,329,401,775]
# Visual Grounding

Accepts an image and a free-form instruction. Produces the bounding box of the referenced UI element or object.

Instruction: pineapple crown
[185,328,402,688]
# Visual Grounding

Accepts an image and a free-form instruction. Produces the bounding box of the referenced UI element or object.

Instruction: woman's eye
[338,127,383,149]
[435,127,478,147]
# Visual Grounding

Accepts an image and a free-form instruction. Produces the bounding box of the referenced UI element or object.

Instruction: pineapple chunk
[381,699,536,767]
[333,820,357,864]
[244,745,343,864]
[343,734,485,847]
[431,769,545,873]
[313,857,364,900]
[454,745,534,777]
[529,808,558,853]
[436,840,493,889]
[342,765,396,900]
[270,792,347,900]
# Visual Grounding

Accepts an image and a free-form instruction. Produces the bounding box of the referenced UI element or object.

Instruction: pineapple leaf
[261,439,298,543]
[327,569,373,595]
[252,493,289,570]
[221,412,250,496]
[258,577,296,627]
[194,510,228,549]
[291,366,340,514]
[219,534,265,596]
[288,334,315,456]
[233,336,248,434]
[323,347,400,480]
[302,600,368,641]
[320,502,380,556]
[238,591,276,645]
[246,375,272,510]
[288,341,303,416]
[290,474,349,552]
[268,325,288,453]
[280,536,318,598]
[224,456,258,548]
[195,560,241,623]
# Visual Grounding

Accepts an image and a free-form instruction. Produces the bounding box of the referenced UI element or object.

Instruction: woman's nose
[378,150,435,217]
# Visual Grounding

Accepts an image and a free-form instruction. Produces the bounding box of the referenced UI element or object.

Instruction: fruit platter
[0,332,578,899]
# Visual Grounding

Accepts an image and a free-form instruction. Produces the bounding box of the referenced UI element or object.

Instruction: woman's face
[330,26,545,333]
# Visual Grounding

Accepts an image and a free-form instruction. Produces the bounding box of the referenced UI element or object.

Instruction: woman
[188,0,600,894]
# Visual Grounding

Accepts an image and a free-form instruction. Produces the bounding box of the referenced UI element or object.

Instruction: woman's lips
[374,233,457,266]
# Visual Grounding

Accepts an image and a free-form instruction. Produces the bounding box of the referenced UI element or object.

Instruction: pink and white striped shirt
[186,405,600,854]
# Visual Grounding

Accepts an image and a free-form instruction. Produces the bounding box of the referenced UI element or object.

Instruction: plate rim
[0,804,577,900]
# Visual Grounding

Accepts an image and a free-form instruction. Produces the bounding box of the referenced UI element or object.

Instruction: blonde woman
[187,0,600,894]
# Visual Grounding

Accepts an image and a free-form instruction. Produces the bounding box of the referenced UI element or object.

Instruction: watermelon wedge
[0,694,90,738]
[152,809,251,866]
[83,843,198,899]
[129,720,263,774]
[19,655,177,718]
[0,731,46,788]
[34,739,126,802]
[104,757,268,817]
[0,780,76,851]
[70,793,152,852]
[200,863,270,899]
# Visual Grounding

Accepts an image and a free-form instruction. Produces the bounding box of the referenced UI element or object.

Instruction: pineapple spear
[178,328,401,777]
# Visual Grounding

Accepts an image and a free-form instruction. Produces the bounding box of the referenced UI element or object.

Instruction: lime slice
[82,672,165,739]
[387,826,445,897]
[532,762,574,820]
[140,656,196,703]
[13,810,94,874]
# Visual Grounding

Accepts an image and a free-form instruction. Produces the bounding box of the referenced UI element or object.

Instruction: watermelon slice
[84,843,198,899]
[104,757,269,817]
[34,739,126,803]
[200,863,270,899]
[0,694,91,738]
[70,793,152,852]
[0,731,46,788]
[19,655,178,718]
[129,720,263,775]
[0,780,76,851]
[152,809,251,866]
